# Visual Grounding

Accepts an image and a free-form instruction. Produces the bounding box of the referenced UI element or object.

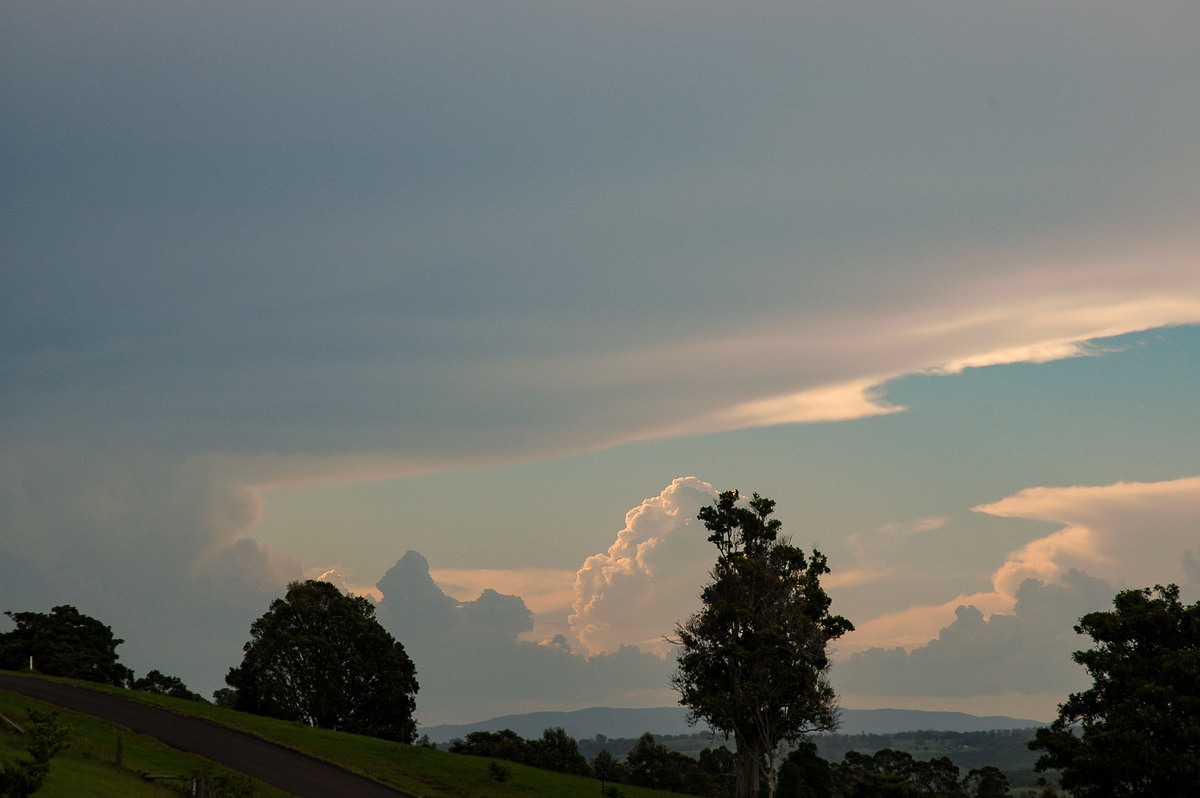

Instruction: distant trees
[671,490,854,798]
[826,749,1014,797]
[131,669,207,702]
[449,727,591,776]
[962,766,1009,798]
[447,726,1021,798]
[225,580,419,743]
[625,731,684,791]
[0,605,133,687]
[1029,583,1200,797]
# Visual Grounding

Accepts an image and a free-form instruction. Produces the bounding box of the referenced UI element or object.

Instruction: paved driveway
[0,673,415,798]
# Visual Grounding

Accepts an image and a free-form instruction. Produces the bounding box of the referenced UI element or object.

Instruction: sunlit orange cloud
[822,565,903,590]
[975,475,1200,596]
[838,475,1200,656]
[837,590,1015,657]
[649,378,903,439]
[570,477,717,656]
[308,565,383,601]
[429,567,578,616]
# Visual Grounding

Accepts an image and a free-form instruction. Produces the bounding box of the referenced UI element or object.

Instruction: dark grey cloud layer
[5,1,1199,461]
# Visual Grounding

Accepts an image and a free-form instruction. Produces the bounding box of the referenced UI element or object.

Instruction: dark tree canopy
[672,490,854,798]
[1029,583,1200,797]
[225,579,419,743]
[131,669,207,702]
[449,727,591,776]
[0,605,133,687]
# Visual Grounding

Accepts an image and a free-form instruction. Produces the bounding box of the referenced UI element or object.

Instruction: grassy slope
[0,689,289,798]
[2,674,687,798]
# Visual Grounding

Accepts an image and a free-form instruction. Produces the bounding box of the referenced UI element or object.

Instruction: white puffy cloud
[569,477,718,655]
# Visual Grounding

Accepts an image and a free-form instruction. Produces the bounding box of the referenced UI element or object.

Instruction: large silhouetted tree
[0,605,133,687]
[225,580,419,742]
[671,490,853,798]
[1029,583,1200,797]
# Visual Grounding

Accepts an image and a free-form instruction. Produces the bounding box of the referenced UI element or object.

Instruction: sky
[2,1,1199,726]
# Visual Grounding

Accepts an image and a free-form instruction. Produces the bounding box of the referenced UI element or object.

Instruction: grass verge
[3,673,687,797]
[0,688,289,798]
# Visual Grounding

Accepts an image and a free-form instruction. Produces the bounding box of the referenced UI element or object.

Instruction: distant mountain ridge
[421,706,1046,744]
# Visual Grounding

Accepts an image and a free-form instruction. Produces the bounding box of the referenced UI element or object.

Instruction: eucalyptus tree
[672,490,853,798]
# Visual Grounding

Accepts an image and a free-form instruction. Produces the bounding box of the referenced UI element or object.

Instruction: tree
[531,727,591,776]
[1029,583,1200,797]
[624,732,684,792]
[225,580,419,742]
[591,748,623,794]
[671,490,854,798]
[0,709,70,798]
[777,740,834,798]
[0,605,133,687]
[963,766,1010,798]
[448,729,530,763]
[131,669,206,702]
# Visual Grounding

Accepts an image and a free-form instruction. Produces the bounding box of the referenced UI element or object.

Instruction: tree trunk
[734,732,763,798]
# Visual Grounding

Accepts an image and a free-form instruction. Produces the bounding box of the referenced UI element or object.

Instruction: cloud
[0,447,301,696]
[651,379,904,438]
[374,551,674,725]
[569,477,718,656]
[4,0,1200,726]
[430,567,577,619]
[974,475,1200,596]
[835,571,1115,698]
[6,4,1200,471]
[834,475,1200,703]
[841,475,1200,656]
[845,517,947,560]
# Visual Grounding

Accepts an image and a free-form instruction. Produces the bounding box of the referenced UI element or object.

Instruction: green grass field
[1,675,687,797]
[0,689,289,798]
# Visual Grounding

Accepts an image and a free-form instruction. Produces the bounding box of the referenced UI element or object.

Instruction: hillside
[1,673,691,798]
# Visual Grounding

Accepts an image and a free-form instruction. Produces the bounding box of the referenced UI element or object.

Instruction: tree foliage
[1029,583,1200,797]
[962,766,1009,798]
[225,580,419,742]
[131,669,206,702]
[449,727,591,776]
[671,490,854,798]
[625,732,685,792]
[0,605,133,687]
[0,709,70,798]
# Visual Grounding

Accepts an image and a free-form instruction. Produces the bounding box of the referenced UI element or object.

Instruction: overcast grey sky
[3,1,1199,724]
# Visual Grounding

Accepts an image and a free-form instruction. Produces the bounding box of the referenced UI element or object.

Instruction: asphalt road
[0,673,414,798]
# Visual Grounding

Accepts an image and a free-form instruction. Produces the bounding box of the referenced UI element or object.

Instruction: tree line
[2,489,1198,797]
[448,725,1017,798]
